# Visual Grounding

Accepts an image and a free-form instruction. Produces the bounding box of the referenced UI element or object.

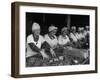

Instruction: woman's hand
[67,46,73,50]
[50,48,56,57]
[40,49,49,59]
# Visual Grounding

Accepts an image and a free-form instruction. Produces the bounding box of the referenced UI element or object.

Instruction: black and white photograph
[26,13,90,67]
[11,2,97,78]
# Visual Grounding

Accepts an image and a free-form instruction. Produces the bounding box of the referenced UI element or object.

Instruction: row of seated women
[26,22,89,66]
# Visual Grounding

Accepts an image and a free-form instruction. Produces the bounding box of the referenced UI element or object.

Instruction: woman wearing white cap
[70,26,78,42]
[44,25,58,57]
[44,25,58,49]
[77,27,85,39]
[26,22,49,60]
[84,26,89,48]
[77,27,88,48]
[83,26,89,37]
[58,27,71,47]
[69,26,81,48]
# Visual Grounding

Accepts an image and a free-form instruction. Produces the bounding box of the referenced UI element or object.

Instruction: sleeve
[75,33,79,39]
[58,36,62,45]
[28,43,41,52]
[70,33,73,39]
[40,35,45,44]
[70,33,77,42]
[27,35,33,44]
[67,36,70,42]
[41,41,51,49]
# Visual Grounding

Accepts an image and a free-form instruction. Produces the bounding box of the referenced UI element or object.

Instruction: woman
[58,27,74,63]
[84,26,89,36]
[44,25,58,60]
[58,27,71,47]
[70,26,78,42]
[26,22,49,60]
[70,26,82,48]
[77,27,89,49]
[84,26,90,49]
[77,27,85,39]
[44,25,58,49]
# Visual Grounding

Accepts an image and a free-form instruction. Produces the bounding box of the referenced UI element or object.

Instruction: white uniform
[58,35,70,45]
[44,34,58,48]
[77,33,84,40]
[84,30,89,36]
[70,33,79,42]
[26,34,45,57]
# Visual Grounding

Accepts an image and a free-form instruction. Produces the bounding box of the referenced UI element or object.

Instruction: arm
[41,41,51,50]
[27,35,40,52]
[29,43,49,59]
[42,41,56,57]
[58,36,62,45]
[28,43,41,53]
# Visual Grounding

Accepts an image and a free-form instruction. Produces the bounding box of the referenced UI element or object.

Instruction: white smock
[44,34,58,49]
[58,35,70,45]
[26,34,45,57]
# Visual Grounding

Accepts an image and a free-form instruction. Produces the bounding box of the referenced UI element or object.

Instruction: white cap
[71,26,76,29]
[81,27,84,30]
[49,25,58,32]
[61,27,68,32]
[85,26,89,29]
[32,22,40,31]
[78,27,83,31]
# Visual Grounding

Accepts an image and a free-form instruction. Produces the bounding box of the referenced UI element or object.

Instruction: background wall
[26,12,89,36]
[0,0,100,80]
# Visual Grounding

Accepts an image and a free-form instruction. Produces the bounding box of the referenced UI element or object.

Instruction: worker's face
[86,26,89,31]
[78,28,81,33]
[50,29,57,36]
[62,30,68,36]
[33,29,40,37]
[72,27,76,32]
[81,27,84,33]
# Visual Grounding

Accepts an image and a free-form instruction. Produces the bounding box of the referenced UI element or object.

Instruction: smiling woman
[11,2,97,78]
